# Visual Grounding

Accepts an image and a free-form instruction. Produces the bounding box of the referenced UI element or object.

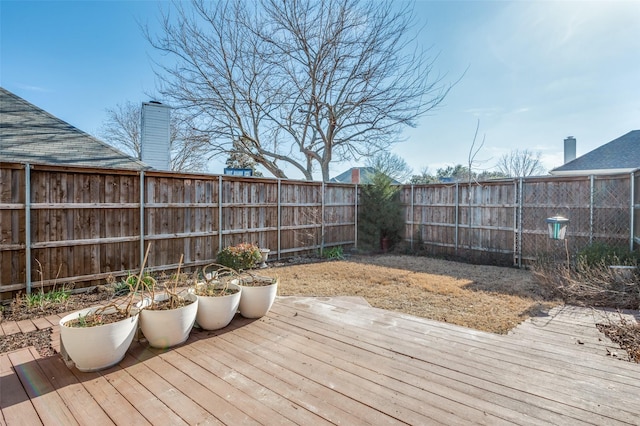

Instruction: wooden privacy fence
[2,161,639,298]
[402,173,638,266]
[0,162,357,298]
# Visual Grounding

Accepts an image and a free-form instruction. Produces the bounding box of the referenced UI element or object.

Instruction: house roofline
[549,167,637,176]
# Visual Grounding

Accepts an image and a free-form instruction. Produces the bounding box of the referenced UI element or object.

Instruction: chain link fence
[405,173,635,266]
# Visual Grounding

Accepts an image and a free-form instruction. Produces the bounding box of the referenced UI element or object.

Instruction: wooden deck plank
[276,299,640,409]
[6,348,79,426]
[15,320,37,334]
[164,343,314,425]
[187,328,376,425]
[270,303,596,426]
[248,314,555,426]
[1,352,41,426]
[43,314,63,328]
[234,317,516,425]
[30,317,53,331]
[260,312,577,426]
[32,349,115,426]
[2,298,639,425]
[220,318,472,425]
[289,297,640,381]
[140,349,263,425]
[68,368,151,426]
[117,347,223,425]
[273,299,640,425]
[98,364,188,426]
[0,321,20,336]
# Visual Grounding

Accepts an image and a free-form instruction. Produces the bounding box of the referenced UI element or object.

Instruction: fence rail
[0,163,356,298]
[1,161,637,298]
[402,173,635,265]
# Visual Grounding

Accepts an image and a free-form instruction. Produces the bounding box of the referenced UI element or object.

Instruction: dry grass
[262,254,559,334]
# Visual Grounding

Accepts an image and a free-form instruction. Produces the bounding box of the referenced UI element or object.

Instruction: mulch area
[597,321,640,363]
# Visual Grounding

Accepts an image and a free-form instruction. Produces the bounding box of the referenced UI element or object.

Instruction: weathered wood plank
[272,299,640,424]
[68,368,151,426]
[98,363,188,426]
[117,347,222,425]
[7,348,79,425]
[0,351,41,425]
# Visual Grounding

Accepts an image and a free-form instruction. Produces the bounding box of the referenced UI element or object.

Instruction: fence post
[24,163,31,295]
[512,179,518,267]
[518,177,524,268]
[277,179,281,260]
[454,183,459,255]
[630,172,635,251]
[410,185,414,250]
[589,175,595,245]
[218,176,223,253]
[139,170,145,269]
[320,181,325,256]
[354,184,358,249]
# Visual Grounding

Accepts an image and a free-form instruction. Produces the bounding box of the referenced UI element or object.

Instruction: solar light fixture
[546,215,569,240]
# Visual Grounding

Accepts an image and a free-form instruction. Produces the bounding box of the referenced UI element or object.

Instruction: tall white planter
[238,278,278,319]
[59,307,139,372]
[195,282,242,330]
[139,293,198,348]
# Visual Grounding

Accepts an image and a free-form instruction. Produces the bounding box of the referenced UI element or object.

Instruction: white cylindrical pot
[139,293,198,348]
[195,283,242,330]
[238,280,278,319]
[60,307,139,372]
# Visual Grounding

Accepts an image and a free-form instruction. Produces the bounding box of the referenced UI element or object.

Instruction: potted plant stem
[59,245,152,372]
[137,255,198,349]
[236,271,279,319]
[193,264,242,330]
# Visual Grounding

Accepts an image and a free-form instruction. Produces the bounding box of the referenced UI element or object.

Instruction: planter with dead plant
[236,271,279,319]
[193,263,242,330]
[137,255,198,349]
[59,245,152,372]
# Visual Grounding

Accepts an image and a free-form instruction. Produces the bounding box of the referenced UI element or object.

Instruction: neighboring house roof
[330,166,401,185]
[330,167,376,184]
[550,130,640,176]
[0,87,148,170]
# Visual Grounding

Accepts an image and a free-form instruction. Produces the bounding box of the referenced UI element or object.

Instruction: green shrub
[357,171,404,251]
[24,287,71,309]
[323,246,345,260]
[577,242,640,267]
[217,243,262,271]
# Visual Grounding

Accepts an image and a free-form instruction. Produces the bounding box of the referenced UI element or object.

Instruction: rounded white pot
[238,279,278,319]
[59,307,139,372]
[195,282,242,330]
[138,293,198,349]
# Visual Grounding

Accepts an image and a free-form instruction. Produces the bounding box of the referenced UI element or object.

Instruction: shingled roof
[0,87,148,170]
[551,130,640,176]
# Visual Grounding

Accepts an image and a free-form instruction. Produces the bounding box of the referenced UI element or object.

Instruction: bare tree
[409,167,437,184]
[100,101,210,172]
[365,151,413,183]
[101,102,141,159]
[496,149,546,177]
[145,0,452,181]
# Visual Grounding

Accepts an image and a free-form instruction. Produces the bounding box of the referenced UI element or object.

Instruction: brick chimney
[351,168,360,184]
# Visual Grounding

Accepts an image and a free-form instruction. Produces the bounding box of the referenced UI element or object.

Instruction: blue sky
[2,1,639,179]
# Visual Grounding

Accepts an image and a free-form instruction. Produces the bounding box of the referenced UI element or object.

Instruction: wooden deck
[1,297,639,425]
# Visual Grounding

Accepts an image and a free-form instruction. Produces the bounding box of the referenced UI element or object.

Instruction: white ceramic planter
[138,293,198,348]
[258,249,271,268]
[195,282,242,330]
[238,279,278,319]
[59,307,139,372]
